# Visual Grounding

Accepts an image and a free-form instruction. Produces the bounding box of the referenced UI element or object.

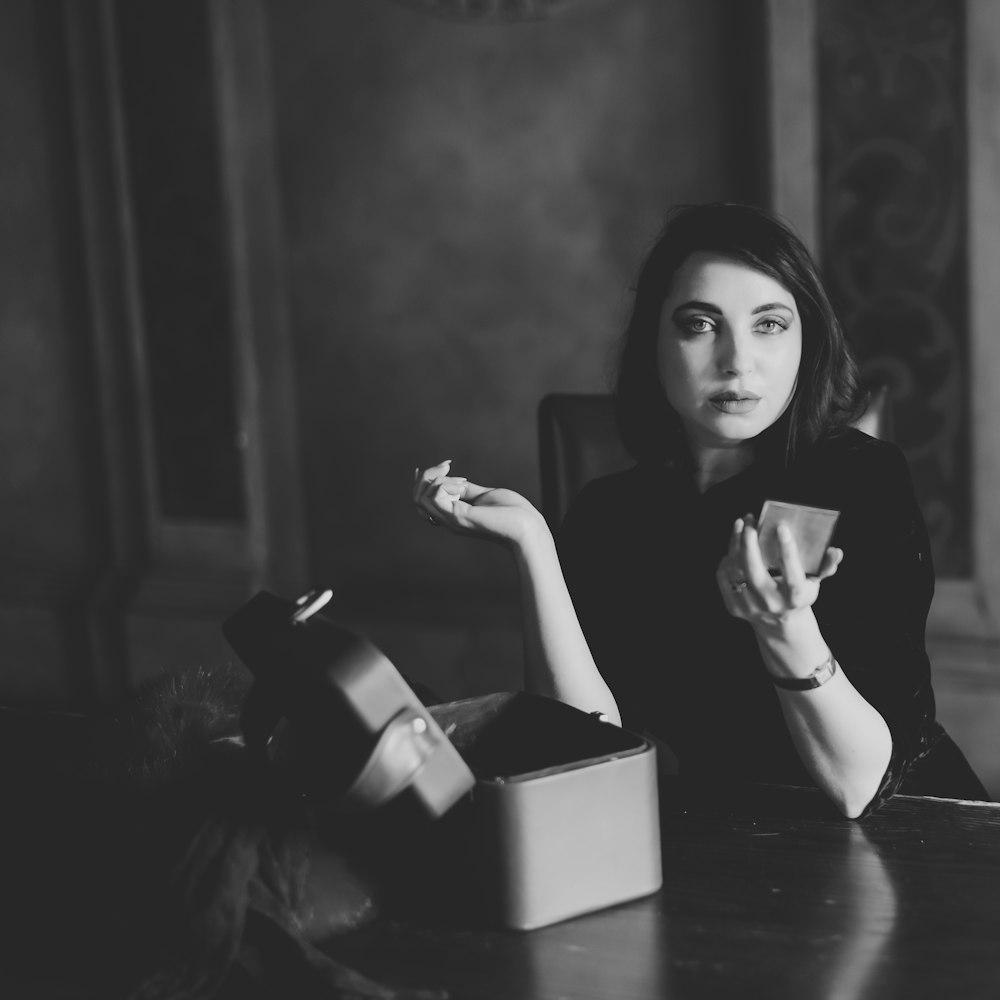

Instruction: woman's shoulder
[790,428,918,519]
[562,465,642,519]
[569,460,687,508]
[799,428,911,483]
[558,463,676,540]
[808,426,900,459]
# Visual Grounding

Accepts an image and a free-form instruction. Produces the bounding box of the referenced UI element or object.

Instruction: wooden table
[321,779,1000,1000]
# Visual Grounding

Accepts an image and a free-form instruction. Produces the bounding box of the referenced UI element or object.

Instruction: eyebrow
[672,300,794,317]
[673,300,721,316]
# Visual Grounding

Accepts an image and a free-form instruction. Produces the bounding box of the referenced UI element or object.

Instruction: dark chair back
[538,393,632,531]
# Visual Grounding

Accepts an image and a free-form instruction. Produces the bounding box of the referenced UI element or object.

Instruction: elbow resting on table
[825,771,885,819]
[836,795,871,821]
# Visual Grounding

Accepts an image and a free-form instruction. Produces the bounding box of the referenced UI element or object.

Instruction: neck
[689,441,754,492]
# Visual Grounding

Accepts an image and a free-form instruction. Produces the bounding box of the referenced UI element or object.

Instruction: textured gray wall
[0,0,764,704]
[0,2,105,703]
[0,3,95,576]
[267,1,764,674]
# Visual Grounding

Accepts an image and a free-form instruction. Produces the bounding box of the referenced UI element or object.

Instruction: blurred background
[2,0,998,793]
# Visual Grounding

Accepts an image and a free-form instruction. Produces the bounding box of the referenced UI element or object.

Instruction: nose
[717,327,753,376]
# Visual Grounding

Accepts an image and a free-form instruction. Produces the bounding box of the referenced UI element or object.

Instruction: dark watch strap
[769,654,838,691]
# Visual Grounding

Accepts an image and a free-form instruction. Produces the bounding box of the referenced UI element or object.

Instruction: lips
[709,391,761,414]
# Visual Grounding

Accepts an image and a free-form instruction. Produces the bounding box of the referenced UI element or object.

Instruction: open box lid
[222,589,475,819]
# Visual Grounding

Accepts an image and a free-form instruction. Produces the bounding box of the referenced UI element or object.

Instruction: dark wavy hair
[615,202,867,468]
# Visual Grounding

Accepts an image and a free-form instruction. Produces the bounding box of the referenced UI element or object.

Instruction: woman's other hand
[412,460,548,550]
[717,514,843,629]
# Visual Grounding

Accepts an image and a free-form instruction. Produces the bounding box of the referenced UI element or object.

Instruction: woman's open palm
[413,460,547,549]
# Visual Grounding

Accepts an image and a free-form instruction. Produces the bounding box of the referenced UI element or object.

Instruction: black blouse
[557,428,989,811]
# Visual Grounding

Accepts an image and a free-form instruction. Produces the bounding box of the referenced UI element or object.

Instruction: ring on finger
[730,579,748,593]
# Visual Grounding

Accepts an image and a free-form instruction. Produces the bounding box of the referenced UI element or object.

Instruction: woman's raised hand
[717,514,843,629]
[412,460,549,549]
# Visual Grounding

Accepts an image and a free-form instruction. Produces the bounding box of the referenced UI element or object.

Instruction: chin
[701,417,771,445]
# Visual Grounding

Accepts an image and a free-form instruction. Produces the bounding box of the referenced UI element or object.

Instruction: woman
[413,202,988,818]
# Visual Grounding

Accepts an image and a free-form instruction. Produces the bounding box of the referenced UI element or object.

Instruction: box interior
[429,691,647,781]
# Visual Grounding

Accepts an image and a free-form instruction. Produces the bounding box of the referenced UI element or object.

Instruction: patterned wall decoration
[817,0,969,577]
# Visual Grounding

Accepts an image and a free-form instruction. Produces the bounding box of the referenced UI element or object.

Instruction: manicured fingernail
[734,518,744,533]
[778,523,792,541]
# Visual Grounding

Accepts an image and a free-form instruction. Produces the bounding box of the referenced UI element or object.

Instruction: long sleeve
[552,433,987,807]
[809,439,939,807]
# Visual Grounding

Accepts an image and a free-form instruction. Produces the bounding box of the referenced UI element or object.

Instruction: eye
[755,317,789,335]
[678,316,715,336]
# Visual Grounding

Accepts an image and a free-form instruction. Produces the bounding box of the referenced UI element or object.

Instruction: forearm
[513,524,621,726]
[755,611,892,818]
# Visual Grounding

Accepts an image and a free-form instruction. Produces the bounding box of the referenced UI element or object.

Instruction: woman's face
[657,252,802,450]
